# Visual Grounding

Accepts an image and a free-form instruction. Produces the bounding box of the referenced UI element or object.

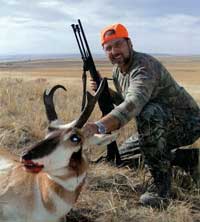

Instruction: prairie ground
[0,56,200,222]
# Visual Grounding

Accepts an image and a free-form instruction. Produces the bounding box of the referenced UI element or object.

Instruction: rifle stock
[71,19,121,165]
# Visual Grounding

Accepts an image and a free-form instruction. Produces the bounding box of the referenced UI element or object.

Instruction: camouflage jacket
[109,51,200,126]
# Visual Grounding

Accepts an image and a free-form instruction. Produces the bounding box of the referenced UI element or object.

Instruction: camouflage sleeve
[109,67,157,127]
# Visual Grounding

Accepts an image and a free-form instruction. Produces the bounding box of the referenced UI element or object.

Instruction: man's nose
[111,46,120,55]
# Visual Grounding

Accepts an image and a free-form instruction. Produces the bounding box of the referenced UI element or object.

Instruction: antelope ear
[87,132,118,146]
[49,120,77,130]
[45,120,77,138]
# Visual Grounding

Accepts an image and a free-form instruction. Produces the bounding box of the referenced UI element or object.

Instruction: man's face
[103,38,132,66]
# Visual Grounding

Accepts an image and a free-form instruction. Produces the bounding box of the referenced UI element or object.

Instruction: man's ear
[127,38,133,49]
[87,132,118,146]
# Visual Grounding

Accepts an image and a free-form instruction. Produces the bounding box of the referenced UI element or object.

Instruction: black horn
[75,78,106,128]
[43,85,66,122]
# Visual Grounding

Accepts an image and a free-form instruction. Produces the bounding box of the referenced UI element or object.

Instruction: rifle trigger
[107,78,113,81]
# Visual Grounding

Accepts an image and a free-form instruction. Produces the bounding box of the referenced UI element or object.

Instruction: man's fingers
[82,123,98,137]
[89,79,98,91]
[89,70,102,91]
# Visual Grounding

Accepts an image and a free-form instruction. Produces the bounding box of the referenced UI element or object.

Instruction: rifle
[71,19,121,165]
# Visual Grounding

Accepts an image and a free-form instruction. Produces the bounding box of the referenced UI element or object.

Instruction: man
[83,23,200,207]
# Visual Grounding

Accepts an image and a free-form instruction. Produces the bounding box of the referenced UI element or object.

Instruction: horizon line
[1,52,200,56]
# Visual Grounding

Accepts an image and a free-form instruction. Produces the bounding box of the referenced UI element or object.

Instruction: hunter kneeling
[83,23,200,207]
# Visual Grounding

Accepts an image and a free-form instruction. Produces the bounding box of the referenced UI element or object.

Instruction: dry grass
[0,57,200,221]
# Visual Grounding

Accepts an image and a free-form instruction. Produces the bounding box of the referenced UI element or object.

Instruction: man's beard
[110,50,131,66]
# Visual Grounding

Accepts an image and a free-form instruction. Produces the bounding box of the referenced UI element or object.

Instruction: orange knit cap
[100,23,129,45]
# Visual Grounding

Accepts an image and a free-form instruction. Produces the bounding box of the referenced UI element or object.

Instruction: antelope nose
[21,151,32,161]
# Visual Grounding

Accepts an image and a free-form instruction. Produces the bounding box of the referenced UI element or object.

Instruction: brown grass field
[0,56,200,222]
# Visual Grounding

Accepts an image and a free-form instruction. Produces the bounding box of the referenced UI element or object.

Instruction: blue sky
[0,0,200,55]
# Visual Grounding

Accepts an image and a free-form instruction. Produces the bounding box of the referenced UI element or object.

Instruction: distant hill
[0,53,200,63]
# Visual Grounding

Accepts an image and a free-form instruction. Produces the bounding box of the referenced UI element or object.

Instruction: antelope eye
[70,134,81,143]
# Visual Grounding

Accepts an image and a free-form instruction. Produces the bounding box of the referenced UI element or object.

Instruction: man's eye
[70,134,81,143]
[115,40,123,47]
[105,46,112,52]
[115,42,121,47]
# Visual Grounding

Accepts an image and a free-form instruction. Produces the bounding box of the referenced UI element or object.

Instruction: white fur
[34,144,79,172]
[31,178,73,222]
[45,120,77,139]
[50,172,86,191]
[0,158,13,171]
[87,132,118,146]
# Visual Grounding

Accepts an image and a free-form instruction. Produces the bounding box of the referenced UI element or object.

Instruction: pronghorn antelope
[0,79,117,222]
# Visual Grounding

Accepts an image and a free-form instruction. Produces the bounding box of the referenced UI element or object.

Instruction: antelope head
[21,79,117,174]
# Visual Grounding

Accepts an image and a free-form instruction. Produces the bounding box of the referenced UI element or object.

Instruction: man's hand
[89,78,98,92]
[89,71,102,92]
[83,115,121,138]
[82,122,98,138]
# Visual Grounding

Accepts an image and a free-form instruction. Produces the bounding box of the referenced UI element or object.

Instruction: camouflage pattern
[109,50,200,183]
[110,51,200,127]
[136,102,200,172]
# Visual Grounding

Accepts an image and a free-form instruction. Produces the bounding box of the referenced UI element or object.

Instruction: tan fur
[0,156,36,217]
[38,173,57,213]
[0,148,88,222]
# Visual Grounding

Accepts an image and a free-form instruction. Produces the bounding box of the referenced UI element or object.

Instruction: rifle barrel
[71,24,85,60]
[75,24,88,60]
[78,19,93,60]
